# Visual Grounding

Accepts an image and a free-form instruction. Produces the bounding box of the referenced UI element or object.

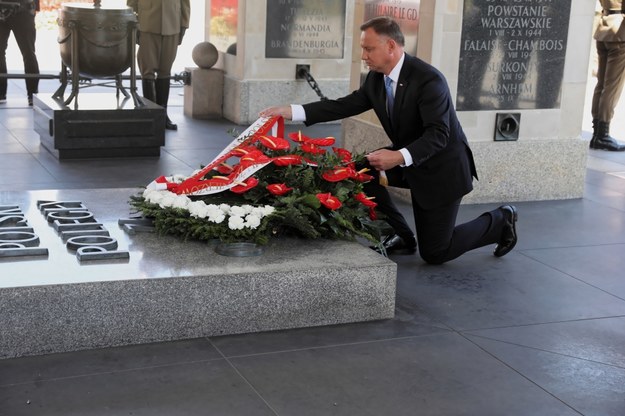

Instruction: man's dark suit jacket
[303,53,478,210]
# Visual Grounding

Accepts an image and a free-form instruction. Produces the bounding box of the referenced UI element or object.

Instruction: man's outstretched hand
[366,149,405,171]
[259,106,293,120]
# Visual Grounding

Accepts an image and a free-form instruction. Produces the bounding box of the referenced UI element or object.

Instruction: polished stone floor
[1,78,625,415]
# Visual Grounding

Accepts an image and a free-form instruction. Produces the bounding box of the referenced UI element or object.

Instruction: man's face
[360,28,393,74]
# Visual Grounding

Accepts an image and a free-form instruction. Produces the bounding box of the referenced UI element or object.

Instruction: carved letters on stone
[1,201,131,262]
[0,205,49,258]
[37,200,129,262]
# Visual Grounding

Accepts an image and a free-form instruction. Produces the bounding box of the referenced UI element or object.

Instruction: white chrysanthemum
[158,193,177,208]
[208,209,226,224]
[172,195,190,209]
[145,190,166,204]
[205,204,221,216]
[241,204,254,214]
[228,215,245,230]
[229,205,247,217]
[219,203,231,213]
[188,201,209,218]
[244,213,261,229]
[250,207,265,217]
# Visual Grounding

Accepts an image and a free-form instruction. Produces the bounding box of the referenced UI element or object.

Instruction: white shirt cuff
[399,148,413,166]
[291,104,306,122]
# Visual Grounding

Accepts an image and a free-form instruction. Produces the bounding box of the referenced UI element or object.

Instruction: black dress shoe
[371,234,417,255]
[494,205,518,257]
[165,116,177,130]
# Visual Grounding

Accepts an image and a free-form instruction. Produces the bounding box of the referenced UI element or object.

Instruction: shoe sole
[386,247,417,255]
[370,245,416,256]
[494,205,517,257]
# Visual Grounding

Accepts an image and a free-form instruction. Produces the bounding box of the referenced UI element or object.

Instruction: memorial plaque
[265,0,346,59]
[456,0,570,111]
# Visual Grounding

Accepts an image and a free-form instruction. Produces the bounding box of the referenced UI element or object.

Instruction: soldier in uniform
[127,0,190,130]
[0,0,40,106]
[591,0,625,151]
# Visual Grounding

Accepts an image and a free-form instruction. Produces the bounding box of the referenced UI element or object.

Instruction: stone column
[343,0,594,203]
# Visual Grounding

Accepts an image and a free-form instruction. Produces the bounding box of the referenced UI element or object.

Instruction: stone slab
[0,188,397,359]
[33,93,165,159]
[183,67,224,119]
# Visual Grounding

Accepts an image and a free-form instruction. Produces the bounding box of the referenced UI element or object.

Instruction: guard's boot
[155,77,177,130]
[589,118,598,148]
[591,121,625,151]
[142,78,156,103]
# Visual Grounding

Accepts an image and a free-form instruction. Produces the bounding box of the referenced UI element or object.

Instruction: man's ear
[387,38,397,54]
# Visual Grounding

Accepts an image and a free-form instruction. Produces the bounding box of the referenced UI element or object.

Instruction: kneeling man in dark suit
[260,17,517,265]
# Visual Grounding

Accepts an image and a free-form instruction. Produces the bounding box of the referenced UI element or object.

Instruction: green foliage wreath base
[129,161,389,246]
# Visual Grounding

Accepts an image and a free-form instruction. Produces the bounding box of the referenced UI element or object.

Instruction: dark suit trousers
[0,10,39,97]
[364,165,505,264]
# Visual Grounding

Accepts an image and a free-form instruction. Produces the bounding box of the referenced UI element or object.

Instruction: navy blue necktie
[384,76,394,118]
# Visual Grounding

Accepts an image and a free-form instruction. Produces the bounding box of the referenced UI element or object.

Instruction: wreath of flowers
[129,117,386,246]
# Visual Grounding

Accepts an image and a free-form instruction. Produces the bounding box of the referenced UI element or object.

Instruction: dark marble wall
[456,0,571,111]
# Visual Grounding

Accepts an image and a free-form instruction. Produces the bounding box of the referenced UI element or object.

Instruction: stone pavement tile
[465,316,625,368]
[466,335,625,416]
[0,108,34,129]
[0,338,220,386]
[30,150,193,188]
[392,253,625,331]
[0,359,274,416]
[523,244,625,299]
[0,153,58,185]
[457,199,625,251]
[228,333,580,416]
[210,296,449,357]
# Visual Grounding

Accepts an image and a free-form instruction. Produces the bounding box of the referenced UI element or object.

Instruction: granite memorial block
[457,0,571,111]
[0,189,397,359]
